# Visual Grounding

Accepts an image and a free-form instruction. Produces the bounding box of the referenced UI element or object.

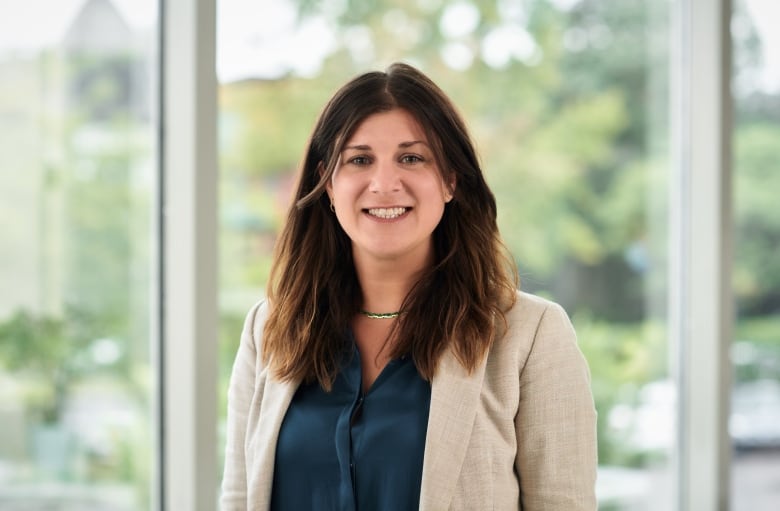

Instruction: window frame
[672,0,733,508]
[160,0,219,509]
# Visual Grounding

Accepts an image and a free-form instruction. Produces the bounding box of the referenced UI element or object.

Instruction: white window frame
[160,0,218,509]
[672,0,733,509]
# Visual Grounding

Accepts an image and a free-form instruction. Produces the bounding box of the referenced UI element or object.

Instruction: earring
[329,197,335,213]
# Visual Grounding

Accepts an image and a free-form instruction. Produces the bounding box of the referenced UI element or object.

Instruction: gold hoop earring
[329,198,335,213]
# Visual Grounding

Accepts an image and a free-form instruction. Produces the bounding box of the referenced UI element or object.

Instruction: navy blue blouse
[270,340,431,511]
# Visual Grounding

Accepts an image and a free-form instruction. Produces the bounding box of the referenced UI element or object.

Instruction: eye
[347,155,372,166]
[400,154,424,164]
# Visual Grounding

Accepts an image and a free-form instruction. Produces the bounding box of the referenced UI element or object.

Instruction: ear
[318,162,333,197]
[444,172,456,203]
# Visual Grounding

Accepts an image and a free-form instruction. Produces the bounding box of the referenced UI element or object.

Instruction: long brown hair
[263,62,517,389]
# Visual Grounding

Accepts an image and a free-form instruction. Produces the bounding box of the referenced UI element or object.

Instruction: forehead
[345,108,428,144]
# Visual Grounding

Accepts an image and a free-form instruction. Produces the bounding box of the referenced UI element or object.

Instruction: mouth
[364,207,409,219]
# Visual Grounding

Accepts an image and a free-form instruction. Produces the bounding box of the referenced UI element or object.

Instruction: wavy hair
[263,62,518,389]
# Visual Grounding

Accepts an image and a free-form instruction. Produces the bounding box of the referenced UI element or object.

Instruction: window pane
[731,0,780,509]
[216,1,674,508]
[0,0,159,509]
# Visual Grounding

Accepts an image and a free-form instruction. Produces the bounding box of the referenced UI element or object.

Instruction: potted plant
[0,310,85,476]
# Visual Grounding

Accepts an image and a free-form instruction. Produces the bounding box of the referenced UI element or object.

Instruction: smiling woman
[219,62,597,511]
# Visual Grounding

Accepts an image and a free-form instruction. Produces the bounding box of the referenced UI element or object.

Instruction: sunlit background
[0,0,778,509]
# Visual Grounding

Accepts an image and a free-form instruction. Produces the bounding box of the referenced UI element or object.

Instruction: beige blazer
[220,291,597,510]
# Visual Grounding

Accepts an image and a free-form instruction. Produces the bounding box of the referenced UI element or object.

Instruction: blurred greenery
[0,29,153,504]
[734,123,780,314]
[573,315,668,464]
[737,315,780,346]
[0,311,74,423]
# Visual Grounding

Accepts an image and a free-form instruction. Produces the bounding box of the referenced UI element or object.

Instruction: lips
[365,207,408,219]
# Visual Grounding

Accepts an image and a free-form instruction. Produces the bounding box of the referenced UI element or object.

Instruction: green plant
[0,309,105,424]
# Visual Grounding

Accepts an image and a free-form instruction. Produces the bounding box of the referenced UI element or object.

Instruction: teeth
[367,207,407,219]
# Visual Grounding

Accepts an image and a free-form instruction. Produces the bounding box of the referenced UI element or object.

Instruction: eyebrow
[342,140,429,151]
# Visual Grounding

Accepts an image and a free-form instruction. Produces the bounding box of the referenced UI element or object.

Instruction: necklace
[359,309,401,319]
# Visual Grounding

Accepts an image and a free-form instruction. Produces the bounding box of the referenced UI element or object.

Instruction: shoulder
[489,290,580,369]
[503,290,574,338]
[239,299,270,357]
[245,299,270,336]
[508,289,562,314]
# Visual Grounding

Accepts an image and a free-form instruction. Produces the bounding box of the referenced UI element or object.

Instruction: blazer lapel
[249,375,298,511]
[419,347,489,510]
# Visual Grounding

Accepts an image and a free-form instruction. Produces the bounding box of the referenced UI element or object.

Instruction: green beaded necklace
[359,309,401,319]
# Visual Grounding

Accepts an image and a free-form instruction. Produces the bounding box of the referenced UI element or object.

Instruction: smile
[365,207,408,219]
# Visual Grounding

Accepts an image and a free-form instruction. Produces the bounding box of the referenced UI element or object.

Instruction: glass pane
[0,0,159,509]
[216,1,675,508]
[731,0,780,509]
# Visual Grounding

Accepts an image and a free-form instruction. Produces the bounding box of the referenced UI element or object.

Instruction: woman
[221,62,597,510]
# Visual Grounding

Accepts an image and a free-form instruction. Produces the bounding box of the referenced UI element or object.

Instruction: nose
[368,158,401,193]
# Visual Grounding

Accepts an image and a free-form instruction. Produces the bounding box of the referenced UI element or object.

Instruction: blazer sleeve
[220,301,265,511]
[515,302,598,510]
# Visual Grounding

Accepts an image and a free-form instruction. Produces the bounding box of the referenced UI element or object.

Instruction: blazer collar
[419,346,489,511]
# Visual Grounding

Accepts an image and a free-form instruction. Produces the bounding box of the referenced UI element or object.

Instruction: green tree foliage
[734,121,780,314]
[573,314,667,463]
[731,0,780,317]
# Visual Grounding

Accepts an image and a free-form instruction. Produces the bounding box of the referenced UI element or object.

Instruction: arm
[220,301,266,511]
[515,303,598,510]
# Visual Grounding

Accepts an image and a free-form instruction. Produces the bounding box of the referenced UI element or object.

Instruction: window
[731,0,780,508]
[0,0,159,508]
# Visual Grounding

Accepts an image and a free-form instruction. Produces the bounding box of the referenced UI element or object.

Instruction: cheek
[329,175,347,197]
[331,176,364,207]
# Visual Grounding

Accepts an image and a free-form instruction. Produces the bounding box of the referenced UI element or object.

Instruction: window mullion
[161,0,218,509]
[677,0,733,509]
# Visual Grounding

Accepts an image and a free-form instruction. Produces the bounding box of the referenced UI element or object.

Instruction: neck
[353,252,430,314]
